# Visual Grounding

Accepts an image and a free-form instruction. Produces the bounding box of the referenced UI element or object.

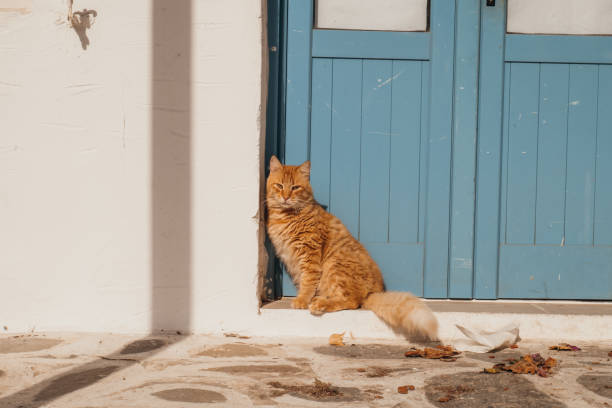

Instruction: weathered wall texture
[0,0,263,333]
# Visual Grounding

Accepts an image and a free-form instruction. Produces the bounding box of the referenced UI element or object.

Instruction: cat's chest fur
[267,211,322,281]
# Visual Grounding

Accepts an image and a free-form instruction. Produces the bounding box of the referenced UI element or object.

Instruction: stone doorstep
[259,298,612,342]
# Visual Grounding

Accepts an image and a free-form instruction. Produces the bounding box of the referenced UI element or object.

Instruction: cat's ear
[269,155,282,172]
[298,160,311,179]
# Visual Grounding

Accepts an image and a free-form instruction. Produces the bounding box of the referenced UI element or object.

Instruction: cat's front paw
[309,296,327,315]
[291,297,310,309]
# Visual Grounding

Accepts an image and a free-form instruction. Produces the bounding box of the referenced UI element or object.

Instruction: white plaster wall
[0,0,264,334]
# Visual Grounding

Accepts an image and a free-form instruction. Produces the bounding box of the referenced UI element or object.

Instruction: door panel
[277,0,612,300]
[497,62,612,299]
[477,0,612,300]
[312,58,428,294]
[282,0,455,298]
[595,66,612,246]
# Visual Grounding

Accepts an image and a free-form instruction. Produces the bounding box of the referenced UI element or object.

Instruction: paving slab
[0,333,610,407]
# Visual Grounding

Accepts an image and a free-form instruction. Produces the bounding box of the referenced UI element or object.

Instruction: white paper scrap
[453,324,521,353]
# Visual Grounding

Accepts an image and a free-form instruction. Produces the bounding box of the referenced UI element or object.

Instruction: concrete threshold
[260,298,612,342]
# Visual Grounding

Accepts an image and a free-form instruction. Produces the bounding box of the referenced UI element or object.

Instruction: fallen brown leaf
[489,355,496,359]
[328,332,345,347]
[608,351,612,357]
[483,353,557,377]
[549,343,581,351]
[510,344,519,349]
[438,396,452,402]
[405,345,461,360]
[397,384,415,393]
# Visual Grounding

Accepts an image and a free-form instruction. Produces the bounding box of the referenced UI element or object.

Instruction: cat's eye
[291,185,301,191]
[273,183,283,190]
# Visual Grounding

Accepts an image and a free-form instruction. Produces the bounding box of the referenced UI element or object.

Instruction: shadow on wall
[0,1,193,406]
[151,0,192,333]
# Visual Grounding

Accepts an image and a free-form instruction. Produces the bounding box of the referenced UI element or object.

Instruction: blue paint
[418,63,431,246]
[359,60,392,242]
[499,64,511,244]
[312,30,430,60]
[565,65,598,246]
[474,0,506,299]
[506,63,540,244]
[535,64,569,245]
[310,58,333,208]
[389,61,422,244]
[449,0,480,299]
[329,59,363,237]
[499,245,612,299]
[366,243,424,296]
[284,0,312,165]
[506,34,612,64]
[275,0,612,301]
[595,66,612,246]
[423,0,456,298]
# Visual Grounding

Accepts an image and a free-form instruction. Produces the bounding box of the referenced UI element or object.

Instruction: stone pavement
[0,332,610,407]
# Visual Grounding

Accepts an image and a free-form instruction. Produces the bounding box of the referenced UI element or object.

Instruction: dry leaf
[483,353,557,377]
[405,345,460,360]
[549,343,581,351]
[438,396,452,402]
[398,385,415,393]
[608,351,612,357]
[510,344,519,349]
[328,332,345,346]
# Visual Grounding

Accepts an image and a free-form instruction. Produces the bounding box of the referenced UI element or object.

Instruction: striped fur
[266,156,438,340]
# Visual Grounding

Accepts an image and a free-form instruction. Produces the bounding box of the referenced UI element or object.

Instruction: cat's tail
[362,291,439,341]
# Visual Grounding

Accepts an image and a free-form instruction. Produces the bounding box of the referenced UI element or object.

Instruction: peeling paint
[376,71,403,89]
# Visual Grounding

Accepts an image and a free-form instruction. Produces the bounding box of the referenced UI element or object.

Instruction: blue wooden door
[475,0,612,299]
[281,0,456,298]
[278,0,612,300]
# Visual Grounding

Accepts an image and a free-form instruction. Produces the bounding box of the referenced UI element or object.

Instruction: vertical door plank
[566,64,598,245]
[310,58,333,207]
[535,63,569,245]
[359,60,393,242]
[330,59,363,237]
[418,61,430,244]
[474,0,506,299]
[506,63,540,244]
[499,64,511,243]
[449,0,480,298]
[424,0,456,298]
[285,0,313,165]
[595,65,612,246]
[389,60,422,244]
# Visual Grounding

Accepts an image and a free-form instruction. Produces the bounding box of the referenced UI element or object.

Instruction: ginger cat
[266,156,438,340]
